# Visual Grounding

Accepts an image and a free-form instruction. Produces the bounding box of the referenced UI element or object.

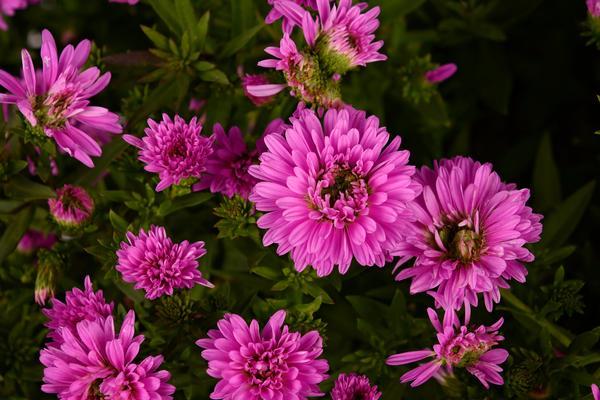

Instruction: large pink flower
[116,225,213,300]
[196,310,329,399]
[43,275,114,345]
[392,156,543,311]
[194,118,286,199]
[249,105,420,276]
[0,30,122,166]
[386,308,508,389]
[124,114,214,192]
[40,310,175,399]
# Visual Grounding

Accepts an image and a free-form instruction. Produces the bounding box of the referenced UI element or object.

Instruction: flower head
[48,184,94,228]
[116,225,213,300]
[249,105,420,276]
[386,308,508,389]
[392,156,543,311]
[425,63,458,84]
[40,310,175,399]
[194,118,286,199]
[241,73,285,106]
[588,0,600,17]
[331,373,381,400]
[124,114,214,192]
[17,229,57,254]
[43,275,114,345]
[0,30,122,166]
[196,310,329,399]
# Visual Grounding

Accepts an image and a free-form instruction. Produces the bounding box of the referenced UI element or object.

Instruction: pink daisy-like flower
[588,0,600,17]
[592,384,600,400]
[194,118,286,199]
[0,30,122,167]
[123,114,214,192]
[249,105,421,276]
[392,156,543,311]
[17,229,57,254]
[116,225,213,300]
[48,184,94,228]
[386,308,508,389]
[425,63,458,84]
[40,310,175,399]
[196,310,329,399]
[266,0,321,32]
[43,275,114,345]
[241,73,285,106]
[330,373,381,400]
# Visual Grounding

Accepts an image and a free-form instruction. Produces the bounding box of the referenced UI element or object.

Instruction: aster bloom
[196,310,329,399]
[48,184,94,228]
[386,308,508,389]
[425,63,458,84]
[194,118,286,199]
[249,106,420,276]
[0,30,122,167]
[17,229,57,254]
[241,72,285,106]
[43,276,114,345]
[593,384,600,400]
[123,114,214,192]
[392,156,543,311]
[588,0,600,17]
[330,373,381,400]
[116,225,213,300]
[40,310,175,399]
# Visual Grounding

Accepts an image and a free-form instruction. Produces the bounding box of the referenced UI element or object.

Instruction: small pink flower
[588,0,600,17]
[386,308,508,389]
[17,229,57,254]
[425,63,458,83]
[0,30,122,166]
[241,73,285,106]
[331,373,381,400]
[116,225,213,300]
[196,310,329,399]
[124,114,214,192]
[48,184,94,228]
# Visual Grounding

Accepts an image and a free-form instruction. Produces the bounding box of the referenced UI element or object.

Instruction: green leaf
[200,69,230,85]
[141,25,169,50]
[533,133,561,212]
[157,192,212,216]
[0,206,33,264]
[196,12,210,53]
[0,200,23,214]
[193,61,215,72]
[270,281,290,291]
[174,0,197,44]
[219,24,264,58]
[109,210,129,233]
[251,266,282,281]
[293,296,322,315]
[568,328,600,355]
[4,175,55,201]
[378,0,426,20]
[539,180,596,249]
[146,0,182,37]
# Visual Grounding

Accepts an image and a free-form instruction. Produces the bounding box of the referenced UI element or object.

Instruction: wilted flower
[425,63,458,84]
[123,114,214,192]
[249,105,420,276]
[241,73,285,106]
[196,310,329,399]
[194,118,286,199]
[34,249,63,305]
[386,308,508,388]
[43,276,114,345]
[40,310,175,399]
[330,373,381,400]
[0,30,122,166]
[116,225,213,300]
[392,156,543,311]
[17,229,57,254]
[48,184,94,228]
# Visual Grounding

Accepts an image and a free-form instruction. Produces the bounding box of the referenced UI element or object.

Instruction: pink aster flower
[0,30,122,167]
[123,114,214,192]
[266,0,321,32]
[425,63,458,84]
[109,0,139,4]
[40,310,175,399]
[249,105,421,276]
[196,310,329,399]
[194,118,286,199]
[392,156,543,311]
[43,276,114,345]
[386,308,508,389]
[592,384,600,400]
[588,0,600,17]
[330,373,381,400]
[241,73,285,106]
[48,184,95,228]
[17,229,57,254]
[116,225,213,300]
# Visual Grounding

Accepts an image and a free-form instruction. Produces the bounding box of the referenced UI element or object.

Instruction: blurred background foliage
[1,0,600,398]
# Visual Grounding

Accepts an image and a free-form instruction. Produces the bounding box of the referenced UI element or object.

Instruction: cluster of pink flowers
[40,277,175,399]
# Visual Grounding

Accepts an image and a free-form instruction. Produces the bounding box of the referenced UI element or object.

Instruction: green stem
[501,289,574,348]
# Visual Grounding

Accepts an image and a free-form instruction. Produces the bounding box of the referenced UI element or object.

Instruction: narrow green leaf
[4,175,55,201]
[193,61,215,72]
[197,12,210,53]
[0,200,23,214]
[175,0,197,45]
[219,24,264,58]
[200,69,230,85]
[533,133,561,212]
[0,206,33,264]
[157,192,212,216]
[140,25,169,50]
[250,266,282,281]
[109,210,129,233]
[146,0,182,37]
